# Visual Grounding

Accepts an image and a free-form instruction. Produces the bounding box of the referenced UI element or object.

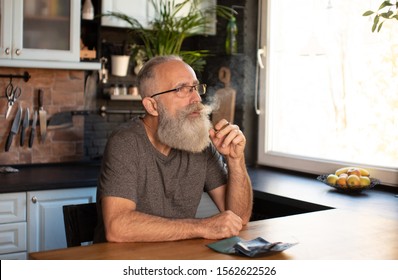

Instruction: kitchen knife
[20,107,30,146]
[47,110,92,130]
[5,106,22,152]
[29,110,38,148]
[38,89,47,143]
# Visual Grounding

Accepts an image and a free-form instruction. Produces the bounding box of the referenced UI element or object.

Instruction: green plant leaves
[378,0,394,10]
[363,0,398,32]
[363,11,375,16]
[103,0,235,72]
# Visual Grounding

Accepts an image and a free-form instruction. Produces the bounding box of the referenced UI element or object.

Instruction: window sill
[248,166,398,220]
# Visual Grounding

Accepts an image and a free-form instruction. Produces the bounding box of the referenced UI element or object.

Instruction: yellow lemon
[326,174,339,185]
[360,176,371,187]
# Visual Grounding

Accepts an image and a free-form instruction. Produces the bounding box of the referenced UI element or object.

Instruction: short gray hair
[137,55,183,98]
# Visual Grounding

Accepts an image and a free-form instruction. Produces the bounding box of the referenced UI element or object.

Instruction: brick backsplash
[0,67,86,165]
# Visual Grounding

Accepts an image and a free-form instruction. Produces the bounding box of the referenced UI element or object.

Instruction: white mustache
[183,102,212,116]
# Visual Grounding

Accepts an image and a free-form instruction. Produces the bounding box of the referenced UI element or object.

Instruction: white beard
[157,102,213,153]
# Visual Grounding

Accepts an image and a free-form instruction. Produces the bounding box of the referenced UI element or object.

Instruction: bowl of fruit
[317,167,380,193]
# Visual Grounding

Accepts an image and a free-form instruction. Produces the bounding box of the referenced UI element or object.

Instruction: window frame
[256,0,398,187]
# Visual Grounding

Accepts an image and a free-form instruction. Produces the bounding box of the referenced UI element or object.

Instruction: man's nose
[190,90,202,103]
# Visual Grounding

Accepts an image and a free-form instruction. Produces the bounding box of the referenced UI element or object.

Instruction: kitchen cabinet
[0,192,27,260]
[101,0,150,28]
[27,187,96,253]
[0,0,99,69]
[101,0,216,34]
[0,0,80,61]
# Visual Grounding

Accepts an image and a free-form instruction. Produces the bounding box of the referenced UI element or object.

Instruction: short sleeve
[97,128,139,202]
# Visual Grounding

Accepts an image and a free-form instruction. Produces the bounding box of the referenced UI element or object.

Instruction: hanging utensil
[47,110,91,130]
[38,89,47,143]
[99,57,108,84]
[211,67,236,125]
[5,80,22,119]
[20,107,30,146]
[29,110,38,148]
[5,106,22,151]
[85,70,98,109]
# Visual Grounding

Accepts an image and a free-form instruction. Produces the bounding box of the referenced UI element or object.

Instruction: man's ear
[142,97,159,116]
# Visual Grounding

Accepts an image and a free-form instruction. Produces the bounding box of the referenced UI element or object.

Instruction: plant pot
[111,55,130,77]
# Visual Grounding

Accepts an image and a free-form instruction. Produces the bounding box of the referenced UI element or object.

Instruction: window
[257,0,398,186]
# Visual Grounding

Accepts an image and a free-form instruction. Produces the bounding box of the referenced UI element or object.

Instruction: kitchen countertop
[0,161,101,193]
[1,162,397,220]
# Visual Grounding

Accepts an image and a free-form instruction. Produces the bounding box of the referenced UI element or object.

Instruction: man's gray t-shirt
[94,116,227,242]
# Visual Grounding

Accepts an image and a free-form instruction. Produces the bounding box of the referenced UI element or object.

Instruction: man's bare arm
[101,196,243,242]
[209,120,253,224]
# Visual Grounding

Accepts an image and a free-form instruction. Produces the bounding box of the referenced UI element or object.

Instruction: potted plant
[363,0,398,32]
[102,0,235,72]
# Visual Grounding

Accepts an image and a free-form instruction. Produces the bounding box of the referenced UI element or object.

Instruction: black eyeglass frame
[150,84,207,98]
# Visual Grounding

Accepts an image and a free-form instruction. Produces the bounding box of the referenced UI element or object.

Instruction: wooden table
[29,209,398,260]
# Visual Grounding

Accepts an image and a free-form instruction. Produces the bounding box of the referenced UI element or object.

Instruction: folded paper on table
[207,237,298,258]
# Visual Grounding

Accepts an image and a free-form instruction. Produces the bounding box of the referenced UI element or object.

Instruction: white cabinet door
[0,0,80,62]
[0,251,27,260]
[0,192,27,258]
[0,0,13,59]
[101,0,150,28]
[101,0,216,34]
[0,192,26,223]
[0,223,27,255]
[14,0,80,61]
[27,187,96,253]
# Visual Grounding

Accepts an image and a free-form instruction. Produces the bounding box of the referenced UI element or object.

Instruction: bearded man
[94,55,253,243]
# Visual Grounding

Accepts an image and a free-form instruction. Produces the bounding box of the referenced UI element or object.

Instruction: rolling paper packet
[207,237,297,258]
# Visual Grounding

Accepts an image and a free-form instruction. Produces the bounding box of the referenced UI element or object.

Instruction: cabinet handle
[31,196,38,203]
[4,48,10,55]
[15,49,21,56]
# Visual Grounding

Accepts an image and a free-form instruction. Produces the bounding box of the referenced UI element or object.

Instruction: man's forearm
[105,209,243,242]
[225,156,253,224]
[106,210,204,242]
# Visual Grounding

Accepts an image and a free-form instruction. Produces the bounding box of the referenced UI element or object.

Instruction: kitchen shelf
[109,95,141,101]
[0,59,101,70]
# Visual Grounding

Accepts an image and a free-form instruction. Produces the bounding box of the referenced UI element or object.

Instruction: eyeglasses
[150,84,207,98]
